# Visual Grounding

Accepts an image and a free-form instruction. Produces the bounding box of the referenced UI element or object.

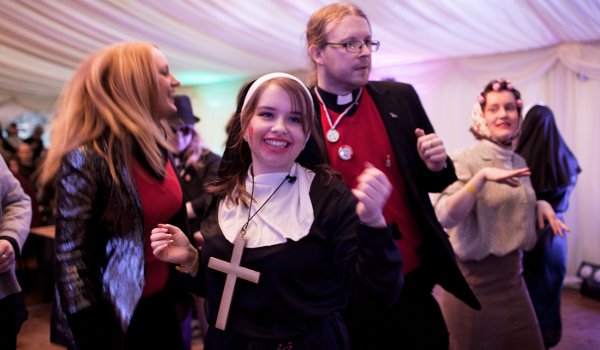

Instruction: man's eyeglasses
[324,40,380,53]
[170,125,193,136]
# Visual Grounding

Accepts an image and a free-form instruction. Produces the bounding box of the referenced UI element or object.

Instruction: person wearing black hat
[169,95,221,347]
[170,95,221,231]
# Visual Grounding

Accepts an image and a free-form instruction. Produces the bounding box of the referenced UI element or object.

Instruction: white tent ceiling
[1,0,600,108]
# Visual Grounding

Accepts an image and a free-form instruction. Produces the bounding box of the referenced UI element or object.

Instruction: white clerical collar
[337,92,353,105]
[218,163,315,248]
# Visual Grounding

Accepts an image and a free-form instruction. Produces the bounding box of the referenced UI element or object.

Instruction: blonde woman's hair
[40,42,173,185]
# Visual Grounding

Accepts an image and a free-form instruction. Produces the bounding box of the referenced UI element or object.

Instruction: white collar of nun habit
[218,163,316,248]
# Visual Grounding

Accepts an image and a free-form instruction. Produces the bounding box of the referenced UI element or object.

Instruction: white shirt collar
[218,163,315,248]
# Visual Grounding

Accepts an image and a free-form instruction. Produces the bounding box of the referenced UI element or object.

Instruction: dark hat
[173,95,200,124]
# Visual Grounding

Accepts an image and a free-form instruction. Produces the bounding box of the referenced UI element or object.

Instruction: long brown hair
[210,77,336,206]
[40,42,173,186]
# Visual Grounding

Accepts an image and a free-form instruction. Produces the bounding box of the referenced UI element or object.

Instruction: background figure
[0,156,32,350]
[170,95,221,234]
[39,42,188,350]
[433,79,566,350]
[4,123,22,154]
[516,104,581,348]
[7,156,41,228]
[0,122,12,160]
[152,72,403,349]
[15,142,38,182]
[169,95,221,347]
[24,125,45,160]
[304,3,478,348]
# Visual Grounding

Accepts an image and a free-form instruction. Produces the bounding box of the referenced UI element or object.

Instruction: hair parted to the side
[40,41,173,186]
[305,2,369,87]
[209,76,335,207]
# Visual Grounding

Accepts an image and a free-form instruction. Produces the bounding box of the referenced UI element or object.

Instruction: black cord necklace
[240,172,296,236]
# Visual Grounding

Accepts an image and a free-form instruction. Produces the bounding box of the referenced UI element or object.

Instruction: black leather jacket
[53,146,188,348]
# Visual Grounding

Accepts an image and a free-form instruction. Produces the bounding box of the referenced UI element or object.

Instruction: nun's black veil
[515,104,581,195]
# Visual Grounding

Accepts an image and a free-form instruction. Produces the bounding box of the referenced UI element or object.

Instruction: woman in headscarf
[432,79,568,350]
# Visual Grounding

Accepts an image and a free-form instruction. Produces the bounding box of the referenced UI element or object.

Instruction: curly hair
[478,79,523,117]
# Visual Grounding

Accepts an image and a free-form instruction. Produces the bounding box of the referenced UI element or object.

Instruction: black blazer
[305,81,480,310]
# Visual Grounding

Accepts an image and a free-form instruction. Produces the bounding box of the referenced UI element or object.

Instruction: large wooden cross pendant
[207,233,260,330]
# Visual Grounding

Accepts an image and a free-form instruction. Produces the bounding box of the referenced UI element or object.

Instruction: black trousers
[124,287,186,350]
[205,312,349,350]
[344,264,449,350]
[523,217,567,348]
[0,292,28,350]
[55,286,187,350]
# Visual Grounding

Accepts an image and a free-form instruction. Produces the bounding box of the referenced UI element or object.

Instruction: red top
[319,89,423,273]
[132,158,183,296]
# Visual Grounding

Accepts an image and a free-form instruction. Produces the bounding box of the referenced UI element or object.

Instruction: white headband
[241,72,313,115]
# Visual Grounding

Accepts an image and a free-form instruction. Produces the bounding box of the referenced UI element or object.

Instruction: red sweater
[132,158,183,296]
[319,89,422,273]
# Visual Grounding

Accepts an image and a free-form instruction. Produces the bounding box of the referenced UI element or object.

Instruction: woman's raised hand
[151,223,194,265]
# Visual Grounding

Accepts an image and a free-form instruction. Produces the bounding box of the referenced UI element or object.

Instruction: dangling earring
[243,134,249,142]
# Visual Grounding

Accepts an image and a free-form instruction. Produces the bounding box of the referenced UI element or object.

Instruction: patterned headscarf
[470,102,493,140]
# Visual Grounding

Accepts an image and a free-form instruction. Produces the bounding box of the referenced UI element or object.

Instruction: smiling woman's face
[152,47,180,119]
[245,83,307,176]
[483,90,520,142]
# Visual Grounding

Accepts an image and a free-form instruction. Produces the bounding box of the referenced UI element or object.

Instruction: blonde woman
[40,42,189,349]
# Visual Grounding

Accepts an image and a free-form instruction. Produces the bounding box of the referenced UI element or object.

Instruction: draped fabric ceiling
[2,0,600,107]
[1,0,600,278]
